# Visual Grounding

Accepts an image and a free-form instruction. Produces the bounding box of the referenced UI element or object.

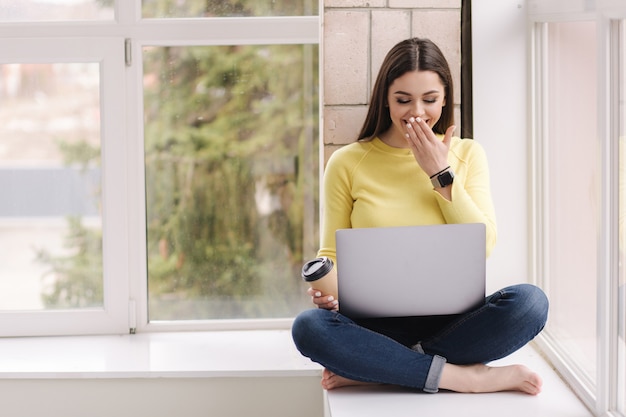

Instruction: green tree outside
[143,43,319,319]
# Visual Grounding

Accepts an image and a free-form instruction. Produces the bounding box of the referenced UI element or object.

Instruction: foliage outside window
[0,62,103,311]
[143,44,319,320]
[142,0,318,17]
[32,43,320,320]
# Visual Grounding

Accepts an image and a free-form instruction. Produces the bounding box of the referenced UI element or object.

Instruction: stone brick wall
[323,0,462,162]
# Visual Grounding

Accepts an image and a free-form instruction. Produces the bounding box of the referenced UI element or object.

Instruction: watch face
[438,170,454,187]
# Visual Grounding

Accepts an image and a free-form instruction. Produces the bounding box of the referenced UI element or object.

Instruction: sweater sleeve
[434,141,498,256]
[316,148,356,264]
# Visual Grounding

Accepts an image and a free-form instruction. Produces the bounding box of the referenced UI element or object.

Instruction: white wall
[472,1,530,292]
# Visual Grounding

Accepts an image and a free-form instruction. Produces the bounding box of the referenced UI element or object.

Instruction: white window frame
[0,37,129,337]
[0,1,321,337]
[528,1,626,416]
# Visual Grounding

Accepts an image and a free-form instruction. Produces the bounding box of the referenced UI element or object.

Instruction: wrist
[430,167,455,188]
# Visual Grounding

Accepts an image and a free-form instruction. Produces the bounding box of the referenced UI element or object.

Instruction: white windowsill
[0,329,322,379]
[0,330,595,417]
[327,343,594,417]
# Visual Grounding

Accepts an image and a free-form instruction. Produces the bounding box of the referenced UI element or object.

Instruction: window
[0,1,320,336]
[529,2,626,415]
[0,38,128,336]
[0,0,113,21]
[0,61,103,311]
[535,19,599,389]
[618,19,626,416]
[142,0,317,17]
[143,44,319,322]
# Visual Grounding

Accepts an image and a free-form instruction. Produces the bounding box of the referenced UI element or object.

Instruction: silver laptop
[336,223,486,319]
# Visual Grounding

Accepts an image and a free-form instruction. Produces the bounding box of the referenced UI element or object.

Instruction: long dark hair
[357,38,454,140]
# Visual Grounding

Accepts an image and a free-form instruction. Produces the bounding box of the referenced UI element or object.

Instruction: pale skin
[308,69,543,395]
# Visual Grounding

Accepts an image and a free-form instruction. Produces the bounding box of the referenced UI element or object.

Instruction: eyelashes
[395,98,438,105]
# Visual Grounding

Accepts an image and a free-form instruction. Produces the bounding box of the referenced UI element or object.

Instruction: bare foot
[440,363,543,395]
[321,368,377,390]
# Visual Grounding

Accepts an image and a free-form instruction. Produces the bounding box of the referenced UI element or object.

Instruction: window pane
[0,0,113,22]
[543,21,598,386]
[142,0,318,18]
[143,44,319,321]
[0,63,103,310]
[617,20,626,415]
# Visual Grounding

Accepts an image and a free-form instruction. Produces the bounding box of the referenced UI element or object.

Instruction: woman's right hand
[307,287,339,311]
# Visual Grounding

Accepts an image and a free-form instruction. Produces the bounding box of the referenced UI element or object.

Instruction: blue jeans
[291,283,549,393]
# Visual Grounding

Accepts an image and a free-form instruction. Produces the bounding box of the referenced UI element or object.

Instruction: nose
[410,101,425,118]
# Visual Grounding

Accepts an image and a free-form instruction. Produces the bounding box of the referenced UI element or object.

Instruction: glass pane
[544,21,598,386]
[143,44,319,320]
[617,20,626,415]
[0,63,103,310]
[142,0,318,18]
[0,0,113,22]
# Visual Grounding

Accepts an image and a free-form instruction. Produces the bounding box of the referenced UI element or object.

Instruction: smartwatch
[431,168,455,188]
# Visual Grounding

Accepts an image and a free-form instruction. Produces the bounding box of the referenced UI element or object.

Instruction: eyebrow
[392,89,441,96]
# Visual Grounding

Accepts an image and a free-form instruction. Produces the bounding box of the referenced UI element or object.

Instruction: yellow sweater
[317,136,497,264]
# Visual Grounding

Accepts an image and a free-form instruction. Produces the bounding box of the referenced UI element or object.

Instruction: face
[385,70,446,141]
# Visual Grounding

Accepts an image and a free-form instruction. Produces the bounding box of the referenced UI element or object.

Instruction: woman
[291,38,549,395]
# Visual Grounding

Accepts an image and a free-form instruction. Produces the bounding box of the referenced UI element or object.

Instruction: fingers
[405,117,443,150]
[307,287,339,311]
[404,117,424,146]
[443,124,456,147]
[404,118,453,174]
[406,117,444,142]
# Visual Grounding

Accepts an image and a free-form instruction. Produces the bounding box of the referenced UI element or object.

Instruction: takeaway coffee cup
[301,256,338,300]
